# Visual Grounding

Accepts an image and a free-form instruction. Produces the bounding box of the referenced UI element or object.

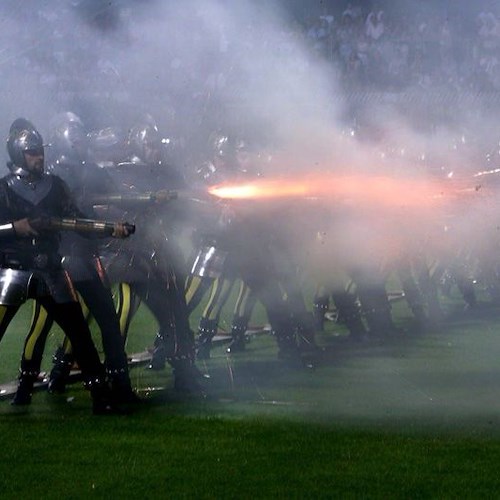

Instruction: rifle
[89,190,178,206]
[30,217,135,236]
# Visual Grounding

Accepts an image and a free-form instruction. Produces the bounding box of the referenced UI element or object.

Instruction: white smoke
[0,0,499,298]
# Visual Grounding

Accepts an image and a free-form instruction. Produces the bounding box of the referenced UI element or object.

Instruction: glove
[13,218,38,237]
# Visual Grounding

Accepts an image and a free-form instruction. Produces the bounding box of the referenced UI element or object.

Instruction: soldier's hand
[13,218,38,237]
[111,222,131,239]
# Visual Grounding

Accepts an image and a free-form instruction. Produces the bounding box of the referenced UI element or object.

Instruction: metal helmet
[48,112,89,165]
[127,115,162,165]
[211,133,233,159]
[6,118,44,176]
[87,126,129,167]
[210,132,248,161]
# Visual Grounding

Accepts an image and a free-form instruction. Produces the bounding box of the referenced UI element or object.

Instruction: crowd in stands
[2,0,500,142]
[303,3,500,92]
[5,2,500,98]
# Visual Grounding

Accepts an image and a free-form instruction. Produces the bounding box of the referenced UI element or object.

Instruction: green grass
[2,286,500,498]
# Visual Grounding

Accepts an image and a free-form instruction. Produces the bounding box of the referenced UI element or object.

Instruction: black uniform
[98,157,201,393]
[17,159,136,402]
[0,172,114,413]
[186,158,318,365]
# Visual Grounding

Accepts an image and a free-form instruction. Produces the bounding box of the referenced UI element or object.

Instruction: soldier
[11,112,137,405]
[90,117,202,394]
[0,118,130,414]
[185,132,318,365]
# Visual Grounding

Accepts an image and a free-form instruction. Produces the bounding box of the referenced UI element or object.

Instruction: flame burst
[210,180,308,200]
[208,173,458,209]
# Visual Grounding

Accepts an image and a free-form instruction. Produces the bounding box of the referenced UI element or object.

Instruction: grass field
[1,286,500,498]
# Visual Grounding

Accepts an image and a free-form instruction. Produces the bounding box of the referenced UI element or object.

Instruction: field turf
[1,288,500,498]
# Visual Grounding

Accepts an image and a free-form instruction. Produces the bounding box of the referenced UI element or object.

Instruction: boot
[364,307,401,339]
[458,279,478,311]
[358,287,401,339]
[344,312,368,342]
[88,378,130,415]
[171,358,205,396]
[410,305,430,332]
[334,292,367,342]
[226,319,247,353]
[275,330,303,368]
[48,347,74,394]
[11,371,38,406]
[108,368,141,405]
[296,320,322,354]
[196,318,217,360]
[312,297,329,331]
[400,276,430,330]
[148,332,167,371]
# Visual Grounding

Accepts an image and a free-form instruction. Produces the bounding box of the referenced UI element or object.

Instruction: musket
[89,190,178,206]
[31,217,135,236]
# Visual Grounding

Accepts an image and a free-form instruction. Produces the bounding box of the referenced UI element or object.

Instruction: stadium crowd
[2,1,500,107]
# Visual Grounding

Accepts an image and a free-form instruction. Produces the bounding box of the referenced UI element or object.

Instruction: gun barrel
[90,190,178,205]
[47,217,135,235]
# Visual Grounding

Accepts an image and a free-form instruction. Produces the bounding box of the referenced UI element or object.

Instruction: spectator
[365,11,385,41]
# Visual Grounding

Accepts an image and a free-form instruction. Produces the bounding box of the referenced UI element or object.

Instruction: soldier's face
[24,149,44,176]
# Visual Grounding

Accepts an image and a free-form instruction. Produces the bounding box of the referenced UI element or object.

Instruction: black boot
[410,305,430,332]
[358,287,401,339]
[296,320,322,355]
[11,371,39,406]
[275,330,303,367]
[148,332,167,371]
[196,318,217,360]
[344,311,368,342]
[333,292,367,341]
[458,279,478,311]
[171,358,205,396]
[344,314,368,342]
[364,306,401,339]
[108,368,141,405]
[48,347,74,394]
[312,297,329,331]
[226,319,247,353]
[88,378,130,415]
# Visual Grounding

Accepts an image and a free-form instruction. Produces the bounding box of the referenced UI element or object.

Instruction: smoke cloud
[0,0,499,306]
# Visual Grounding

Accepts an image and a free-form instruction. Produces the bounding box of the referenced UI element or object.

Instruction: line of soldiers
[0,110,337,418]
[1,112,495,415]
[0,114,202,414]
[176,130,497,357]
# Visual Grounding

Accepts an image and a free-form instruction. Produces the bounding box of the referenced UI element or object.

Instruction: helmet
[127,115,162,165]
[87,126,128,166]
[211,133,233,159]
[48,112,89,165]
[6,118,44,176]
[210,132,248,161]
